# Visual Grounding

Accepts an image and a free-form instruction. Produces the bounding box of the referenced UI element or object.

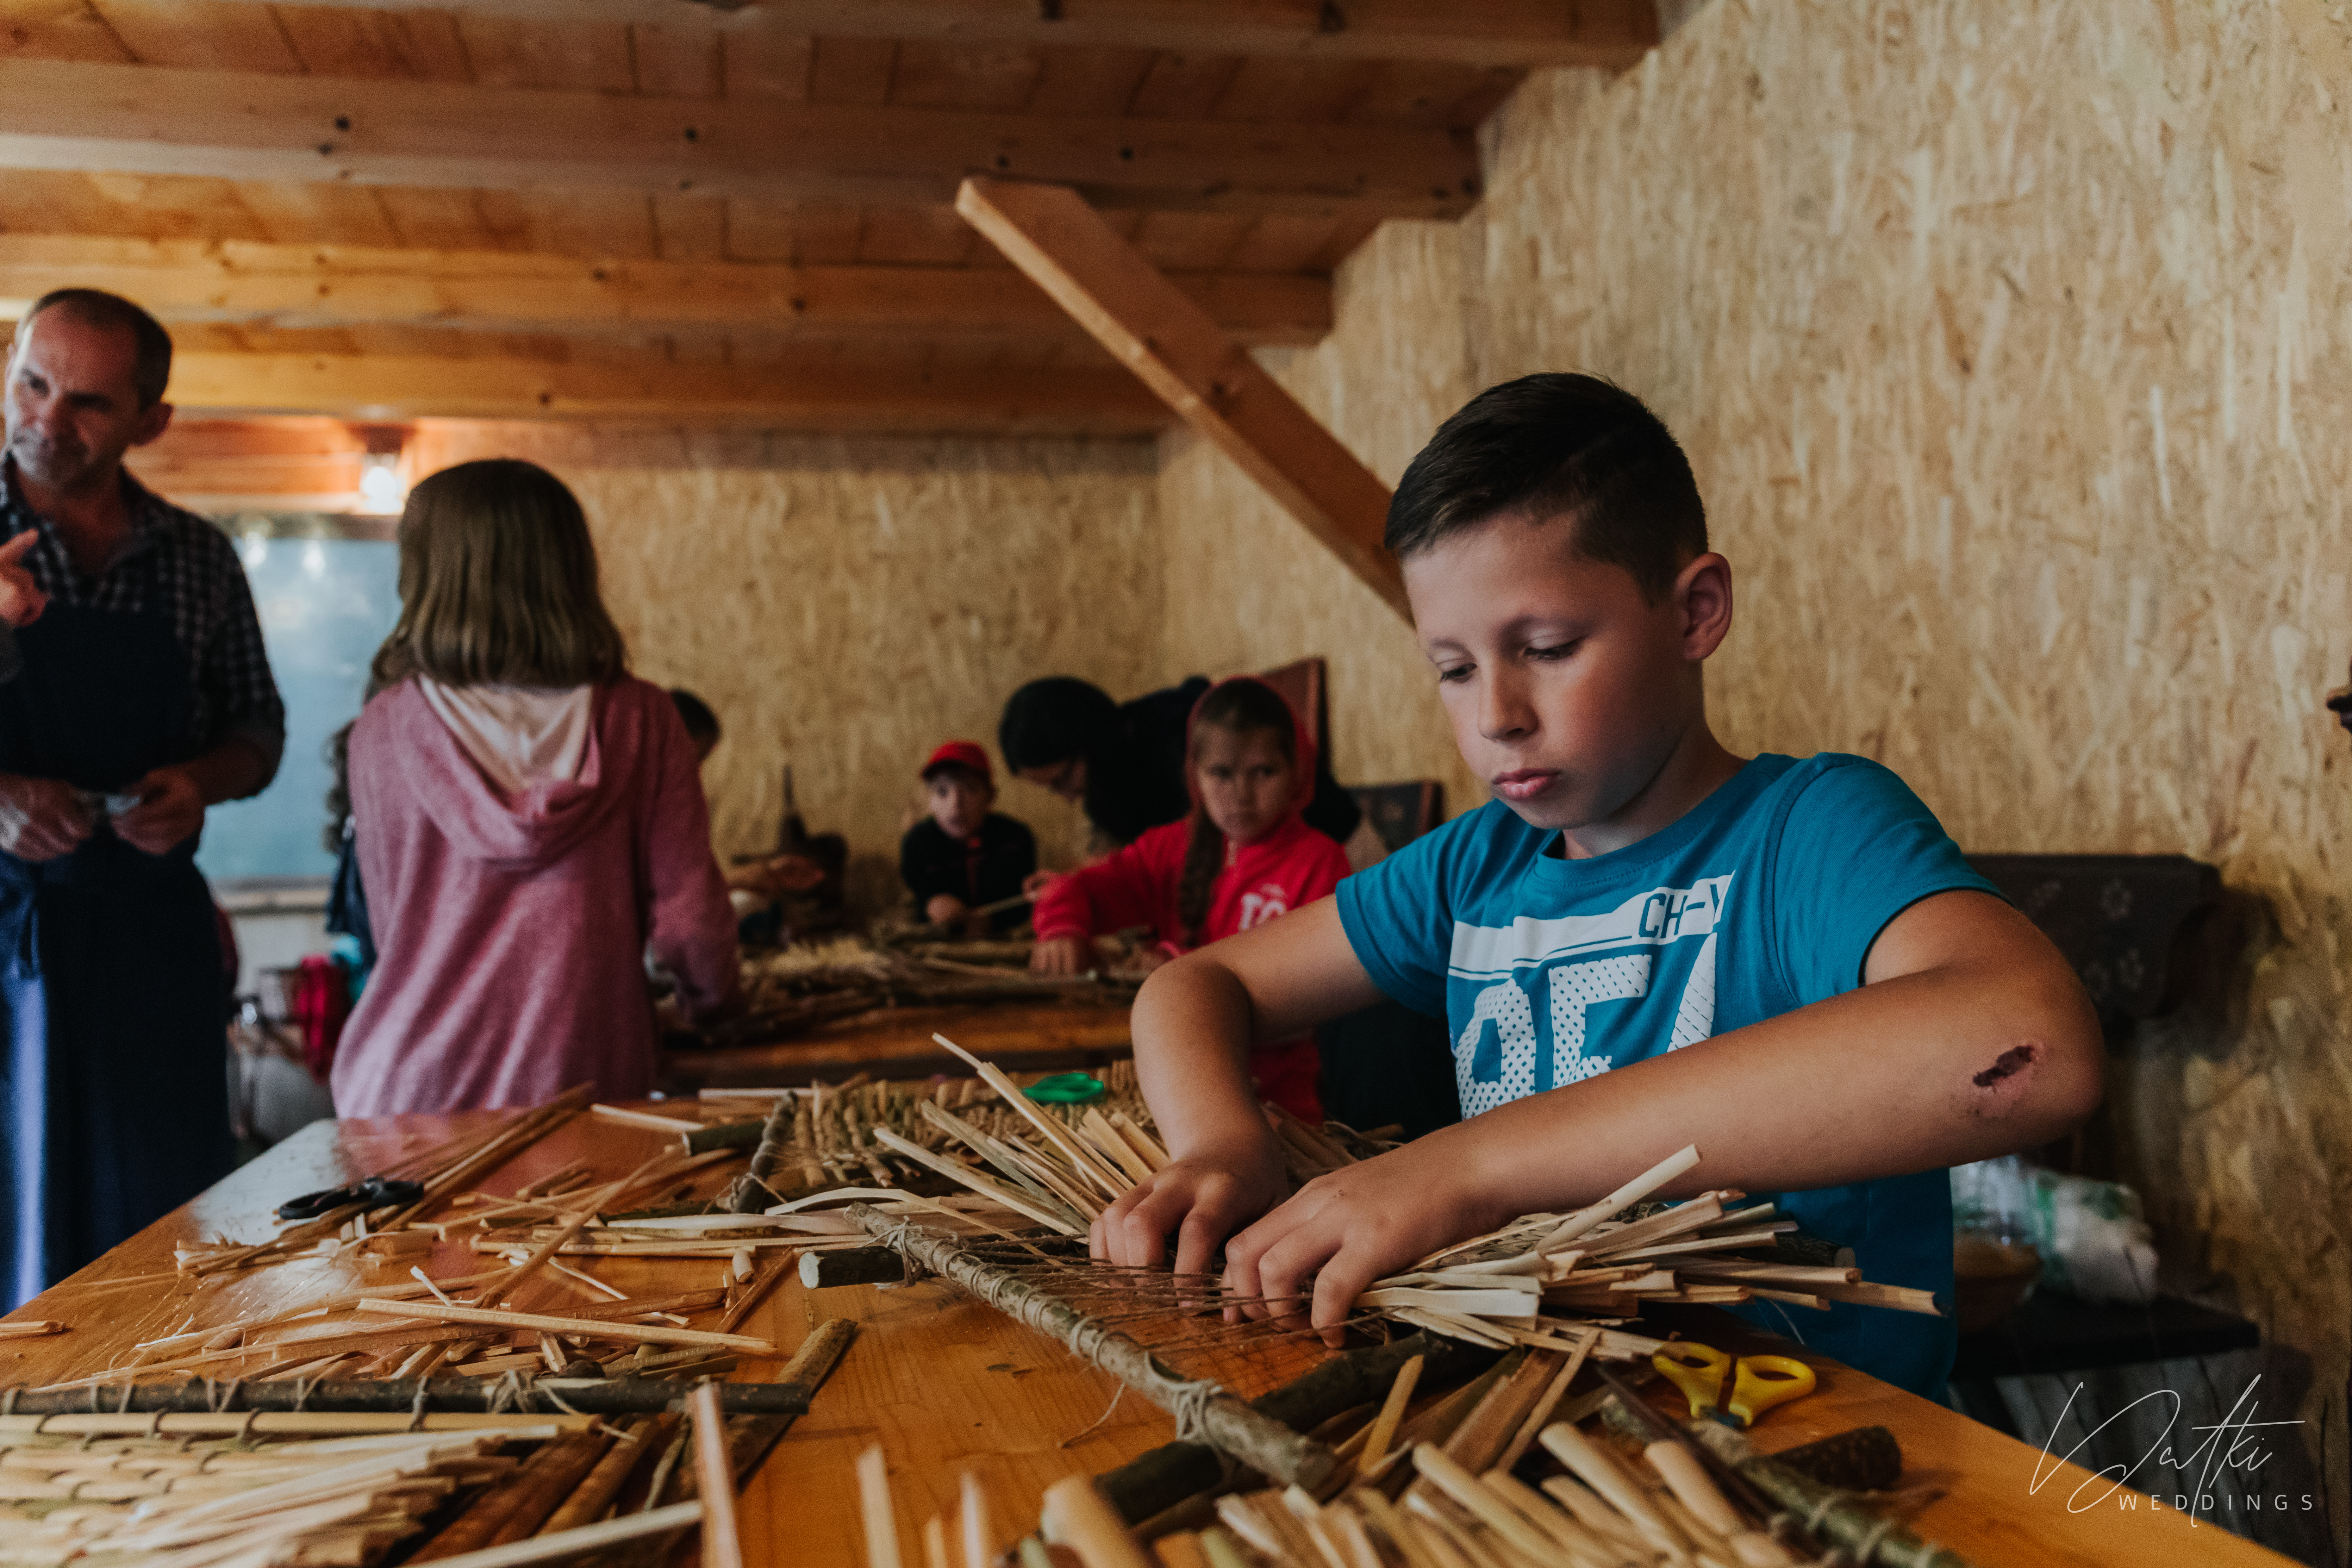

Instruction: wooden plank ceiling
[0,0,1654,444]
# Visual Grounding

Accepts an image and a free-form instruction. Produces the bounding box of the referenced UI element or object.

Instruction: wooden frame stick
[849,1206,1337,1492]
[691,1381,745,1568]
[351,1297,777,1354]
[0,1411,583,1436]
[1,1375,817,1416]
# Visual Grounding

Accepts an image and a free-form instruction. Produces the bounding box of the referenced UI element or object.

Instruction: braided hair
[1173,680,1299,947]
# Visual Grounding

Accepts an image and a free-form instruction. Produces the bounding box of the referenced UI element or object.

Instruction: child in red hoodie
[1029,676,1349,1120]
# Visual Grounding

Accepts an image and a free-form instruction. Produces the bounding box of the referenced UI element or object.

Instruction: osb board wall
[407,421,1161,908]
[1154,0,2352,1532]
[1156,221,1485,818]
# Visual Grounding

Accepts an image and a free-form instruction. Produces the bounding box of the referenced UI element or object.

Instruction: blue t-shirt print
[1448,872,1733,1110]
[1335,753,2001,1396]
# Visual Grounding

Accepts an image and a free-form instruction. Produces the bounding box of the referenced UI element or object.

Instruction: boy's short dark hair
[669,688,720,744]
[1385,373,1707,601]
[23,288,174,408]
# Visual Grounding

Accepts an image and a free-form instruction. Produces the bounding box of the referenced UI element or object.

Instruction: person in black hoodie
[999,675,1361,850]
[899,741,1036,936]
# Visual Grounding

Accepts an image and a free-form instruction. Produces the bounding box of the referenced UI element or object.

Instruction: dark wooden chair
[1255,656,1329,758]
[1352,780,1446,854]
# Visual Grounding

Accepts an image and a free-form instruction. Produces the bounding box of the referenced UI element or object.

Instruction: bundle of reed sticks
[854,1038,1930,1359]
[850,1344,1972,1568]
[1355,1144,1940,1356]
[717,933,1141,1046]
[631,1063,1156,1209]
[48,1126,785,1395]
[9,1324,856,1568]
[0,1424,566,1568]
[168,1088,603,1280]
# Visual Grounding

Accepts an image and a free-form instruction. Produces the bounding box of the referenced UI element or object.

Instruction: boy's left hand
[1221,1132,1506,1347]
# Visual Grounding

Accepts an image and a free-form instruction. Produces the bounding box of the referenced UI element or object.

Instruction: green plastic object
[1022,1072,1108,1105]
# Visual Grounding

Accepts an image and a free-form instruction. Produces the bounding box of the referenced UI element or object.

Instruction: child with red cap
[899,741,1037,936]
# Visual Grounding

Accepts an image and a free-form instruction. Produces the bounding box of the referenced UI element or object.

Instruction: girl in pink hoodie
[332,460,738,1116]
[1030,677,1348,1120]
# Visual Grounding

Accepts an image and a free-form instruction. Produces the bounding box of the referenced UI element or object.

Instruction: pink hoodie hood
[334,674,740,1114]
[1183,674,1320,841]
[372,680,634,868]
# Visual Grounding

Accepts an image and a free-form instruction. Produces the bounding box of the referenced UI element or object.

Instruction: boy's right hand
[1090,1131,1290,1279]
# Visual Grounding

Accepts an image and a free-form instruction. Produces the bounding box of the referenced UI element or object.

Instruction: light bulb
[358,453,404,512]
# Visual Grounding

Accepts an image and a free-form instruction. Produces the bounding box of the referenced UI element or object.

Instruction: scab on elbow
[1963,1041,2042,1119]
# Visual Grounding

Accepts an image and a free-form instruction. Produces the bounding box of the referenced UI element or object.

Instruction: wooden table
[660,997,1134,1090]
[4,1113,2294,1568]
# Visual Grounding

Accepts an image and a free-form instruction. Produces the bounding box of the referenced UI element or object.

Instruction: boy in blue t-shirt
[1093,373,2103,1394]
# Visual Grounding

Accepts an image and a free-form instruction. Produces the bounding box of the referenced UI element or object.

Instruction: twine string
[881,1213,1249,1481]
[1852,1514,1904,1561]
[486,1369,528,1417]
[1058,1383,1125,1450]
[1805,1489,1856,1534]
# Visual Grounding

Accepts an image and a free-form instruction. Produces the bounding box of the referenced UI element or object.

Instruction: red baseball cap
[921,741,992,783]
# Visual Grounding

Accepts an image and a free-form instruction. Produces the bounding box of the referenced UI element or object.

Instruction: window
[196,519,399,887]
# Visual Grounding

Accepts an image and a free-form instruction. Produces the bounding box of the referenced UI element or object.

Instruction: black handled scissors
[275,1174,426,1222]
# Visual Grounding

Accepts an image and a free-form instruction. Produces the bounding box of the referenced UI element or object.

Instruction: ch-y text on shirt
[1445,875,1732,1115]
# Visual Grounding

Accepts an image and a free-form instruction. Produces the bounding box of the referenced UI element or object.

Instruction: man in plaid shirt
[0,289,285,1306]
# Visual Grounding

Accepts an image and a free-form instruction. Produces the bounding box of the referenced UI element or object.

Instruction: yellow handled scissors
[1651,1343,1817,1427]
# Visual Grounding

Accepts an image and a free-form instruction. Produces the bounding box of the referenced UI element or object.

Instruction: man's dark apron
[0,598,232,1308]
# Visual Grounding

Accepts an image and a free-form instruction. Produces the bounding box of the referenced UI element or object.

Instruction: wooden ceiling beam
[125,418,387,507]
[0,233,1329,347]
[955,176,1404,617]
[143,348,1169,435]
[0,59,1477,219]
[186,0,1657,69]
